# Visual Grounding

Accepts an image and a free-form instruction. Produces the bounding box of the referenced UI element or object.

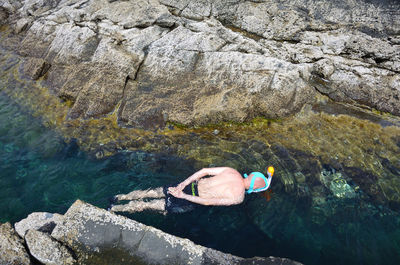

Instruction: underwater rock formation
[0,0,399,129]
[319,168,356,199]
[5,200,303,265]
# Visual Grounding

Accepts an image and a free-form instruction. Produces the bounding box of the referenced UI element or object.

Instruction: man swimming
[110,166,274,214]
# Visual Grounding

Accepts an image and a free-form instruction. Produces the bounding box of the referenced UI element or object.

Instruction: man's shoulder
[221,168,242,177]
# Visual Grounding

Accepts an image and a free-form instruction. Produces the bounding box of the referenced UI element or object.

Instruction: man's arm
[182,194,244,206]
[177,167,231,189]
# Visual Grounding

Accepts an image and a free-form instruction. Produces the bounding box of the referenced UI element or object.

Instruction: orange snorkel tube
[267,166,274,177]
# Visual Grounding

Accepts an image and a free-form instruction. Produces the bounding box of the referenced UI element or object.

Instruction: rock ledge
[1,200,302,265]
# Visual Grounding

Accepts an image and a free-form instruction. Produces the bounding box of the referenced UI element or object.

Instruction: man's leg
[114,187,164,201]
[110,199,166,214]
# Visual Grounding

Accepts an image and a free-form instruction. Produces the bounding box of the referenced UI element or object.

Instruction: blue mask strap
[245,172,272,194]
[246,173,258,194]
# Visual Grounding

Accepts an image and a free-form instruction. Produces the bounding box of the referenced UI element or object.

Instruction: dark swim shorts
[163,182,199,213]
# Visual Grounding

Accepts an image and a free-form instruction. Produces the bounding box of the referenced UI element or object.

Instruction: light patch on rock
[15,211,63,238]
[25,229,76,265]
[320,169,356,199]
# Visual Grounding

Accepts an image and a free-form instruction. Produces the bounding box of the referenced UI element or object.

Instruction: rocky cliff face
[1,0,399,129]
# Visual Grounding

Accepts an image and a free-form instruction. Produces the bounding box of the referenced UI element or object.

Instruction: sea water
[1,91,400,265]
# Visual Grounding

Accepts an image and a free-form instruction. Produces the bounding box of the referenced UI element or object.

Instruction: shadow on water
[1,91,400,265]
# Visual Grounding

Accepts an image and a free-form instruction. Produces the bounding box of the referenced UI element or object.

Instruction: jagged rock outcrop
[0,0,398,129]
[9,200,302,265]
[0,222,32,265]
[49,199,302,264]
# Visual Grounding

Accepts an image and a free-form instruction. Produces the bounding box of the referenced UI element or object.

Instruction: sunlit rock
[2,0,399,127]
[320,168,357,199]
[15,212,63,238]
[25,229,76,265]
[50,199,301,264]
[0,222,31,265]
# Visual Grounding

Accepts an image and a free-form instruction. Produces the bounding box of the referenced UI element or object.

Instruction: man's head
[243,167,274,194]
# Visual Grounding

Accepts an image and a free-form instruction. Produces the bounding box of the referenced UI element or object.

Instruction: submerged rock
[320,168,357,199]
[0,222,31,265]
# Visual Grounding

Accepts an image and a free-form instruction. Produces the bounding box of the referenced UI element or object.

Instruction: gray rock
[19,0,60,17]
[45,22,98,65]
[18,20,59,58]
[312,55,400,116]
[0,222,32,265]
[14,212,63,238]
[18,57,51,80]
[0,0,23,15]
[13,17,34,34]
[51,200,301,264]
[25,229,76,265]
[90,0,169,29]
[1,0,399,129]
[0,6,9,22]
[212,0,400,39]
[59,63,127,119]
[119,20,315,128]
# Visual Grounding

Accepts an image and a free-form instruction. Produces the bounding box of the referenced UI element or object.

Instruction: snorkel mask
[244,166,274,194]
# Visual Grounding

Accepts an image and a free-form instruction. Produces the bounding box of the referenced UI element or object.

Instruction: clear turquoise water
[0,91,193,222]
[1,90,400,265]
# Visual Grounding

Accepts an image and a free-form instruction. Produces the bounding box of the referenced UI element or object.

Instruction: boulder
[25,229,76,265]
[51,199,301,264]
[14,211,63,238]
[0,222,31,265]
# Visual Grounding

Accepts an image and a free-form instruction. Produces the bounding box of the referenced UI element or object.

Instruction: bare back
[197,168,245,204]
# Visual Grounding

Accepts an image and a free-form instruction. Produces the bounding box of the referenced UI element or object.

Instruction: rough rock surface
[51,199,301,264]
[14,211,63,238]
[0,0,398,129]
[25,229,76,265]
[0,222,32,265]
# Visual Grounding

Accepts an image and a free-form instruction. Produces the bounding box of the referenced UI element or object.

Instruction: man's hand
[175,182,185,191]
[168,187,185,199]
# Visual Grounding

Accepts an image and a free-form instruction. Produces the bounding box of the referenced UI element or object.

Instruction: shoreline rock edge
[0,200,302,265]
[0,0,398,129]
